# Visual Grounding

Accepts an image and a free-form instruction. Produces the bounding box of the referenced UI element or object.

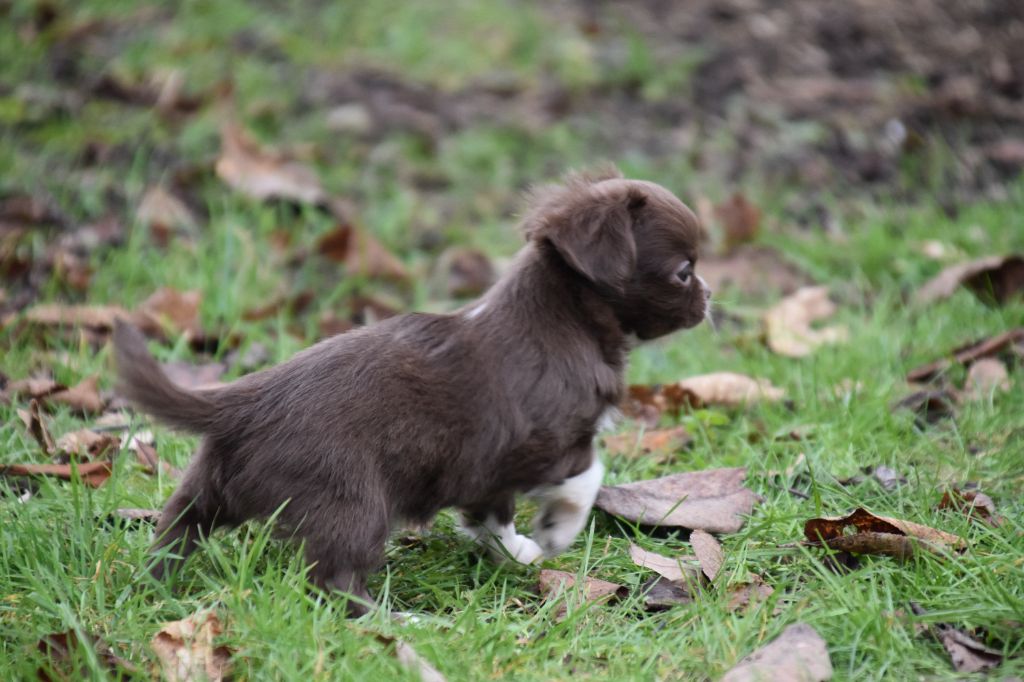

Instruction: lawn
[2,1,1023,680]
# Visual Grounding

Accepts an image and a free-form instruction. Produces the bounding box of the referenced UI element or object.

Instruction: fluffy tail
[112,319,220,433]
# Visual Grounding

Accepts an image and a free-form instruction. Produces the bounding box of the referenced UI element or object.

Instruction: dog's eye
[675,261,693,285]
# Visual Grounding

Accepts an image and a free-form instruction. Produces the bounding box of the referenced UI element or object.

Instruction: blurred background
[1,0,1023,357]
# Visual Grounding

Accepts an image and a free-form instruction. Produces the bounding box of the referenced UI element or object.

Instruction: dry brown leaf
[726,574,775,612]
[678,372,786,408]
[915,254,1024,306]
[698,245,811,298]
[317,223,409,282]
[21,303,130,331]
[435,246,495,298]
[722,623,833,682]
[1,459,112,487]
[37,630,138,681]
[892,389,958,423]
[690,529,724,581]
[715,192,761,252]
[19,399,55,454]
[137,287,202,340]
[628,543,699,582]
[938,488,1002,527]
[133,440,183,478]
[763,286,848,357]
[538,569,628,619]
[596,467,757,533]
[804,508,965,560]
[137,186,197,240]
[7,376,64,399]
[640,575,693,610]
[152,610,232,682]
[371,634,447,682]
[601,426,691,461]
[111,507,162,523]
[215,121,325,205]
[54,428,118,460]
[910,603,1004,674]
[47,375,104,414]
[906,328,1024,383]
[964,358,1011,399]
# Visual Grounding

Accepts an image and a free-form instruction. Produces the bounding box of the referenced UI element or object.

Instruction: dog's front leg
[459,496,543,565]
[531,455,604,557]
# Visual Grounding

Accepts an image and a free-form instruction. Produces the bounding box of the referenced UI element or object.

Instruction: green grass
[2,1,1024,680]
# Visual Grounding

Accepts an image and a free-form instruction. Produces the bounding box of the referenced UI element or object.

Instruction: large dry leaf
[640,575,693,610]
[906,328,1024,383]
[963,358,1010,399]
[18,399,55,454]
[37,629,138,681]
[938,488,1002,527]
[215,121,325,205]
[596,467,757,533]
[690,529,724,581]
[804,508,965,560]
[910,603,1004,674]
[1,459,112,487]
[152,610,232,682]
[763,286,848,357]
[373,633,447,682]
[726,574,775,612]
[722,623,833,682]
[892,388,958,424]
[54,428,118,461]
[678,373,785,408]
[137,287,202,340]
[47,375,104,414]
[132,440,183,478]
[698,246,810,297]
[601,426,691,461]
[137,186,197,239]
[538,569,628,619]
[317,223,409,282]
[628,543,699,582]
[21,303,130,331]
[915,254,1024,306]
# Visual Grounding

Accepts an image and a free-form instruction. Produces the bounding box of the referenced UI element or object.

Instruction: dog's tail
[112,319,221,434]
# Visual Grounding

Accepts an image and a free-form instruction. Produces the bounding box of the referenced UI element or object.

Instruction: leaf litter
[910,603,1004,674]
[537,569,628,619]
[763,286,848,358]
[803,508,965,562]
[152,609,233,682]
[914,254,1024,306]
[721,623,833,682]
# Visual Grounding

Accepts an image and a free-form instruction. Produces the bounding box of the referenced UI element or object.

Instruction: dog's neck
[472,242,629,371]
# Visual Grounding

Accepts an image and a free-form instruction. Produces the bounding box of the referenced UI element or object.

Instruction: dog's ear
[523,175,646,292]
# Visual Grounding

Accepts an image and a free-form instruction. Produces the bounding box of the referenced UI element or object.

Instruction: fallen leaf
[678,373,786,408]
[537,569,628,619]
[137,186,197,241]
[892,389,958,423]
[215,120,325,205]
[697,246,811,298]
[690,529,724,581]
[137,287,203,340]
[963,358,1011,399]
[763,286,848,357]
[721,623,833,682]
[915,255,1024,306]
[804,508,965,560]
[601,426,691,460]
[47,375,104,414]
[54,428,118,461]
[6,376,64,399]
[152,610,232,682]
[596,467,758,533]
[910,603,1004,674]
[373,633,447,682]
[111,507,162,523]
[838,465,907,491]
[1,459,113,487]
[132,440,183,478]
[37,630,138,681]
[435,246,495,298]
[938,488,1002,527]
[726,574,775,612]
[640,575,693,610]
[628,543,699,582]
[906,328,1024,383]
[715,192,761,253]
[317,223,409,282]
[160,361,226,390]
[19,399,55,454]
[21,303,129,331]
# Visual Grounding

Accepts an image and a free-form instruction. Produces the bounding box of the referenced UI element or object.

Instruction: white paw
[501,534,544,565]
[531,458,604,557]
[459,515,543,565]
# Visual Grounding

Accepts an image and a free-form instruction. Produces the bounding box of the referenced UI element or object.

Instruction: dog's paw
[498,534,544,565]
[533,504,588,557]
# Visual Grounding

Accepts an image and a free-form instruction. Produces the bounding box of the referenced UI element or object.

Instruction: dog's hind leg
[149,442,221,580]
[303,493,389,617]
[459,494,543,565]
[531,454,604,557]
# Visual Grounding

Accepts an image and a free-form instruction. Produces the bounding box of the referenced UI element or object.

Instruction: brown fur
[113,167,708,614]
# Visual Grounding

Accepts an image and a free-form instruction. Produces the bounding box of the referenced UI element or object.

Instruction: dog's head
[523,167,709,340]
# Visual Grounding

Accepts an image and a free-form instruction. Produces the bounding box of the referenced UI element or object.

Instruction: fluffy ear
[523,174,645,292]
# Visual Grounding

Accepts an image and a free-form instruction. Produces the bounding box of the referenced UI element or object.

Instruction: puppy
[113,167,708,614]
